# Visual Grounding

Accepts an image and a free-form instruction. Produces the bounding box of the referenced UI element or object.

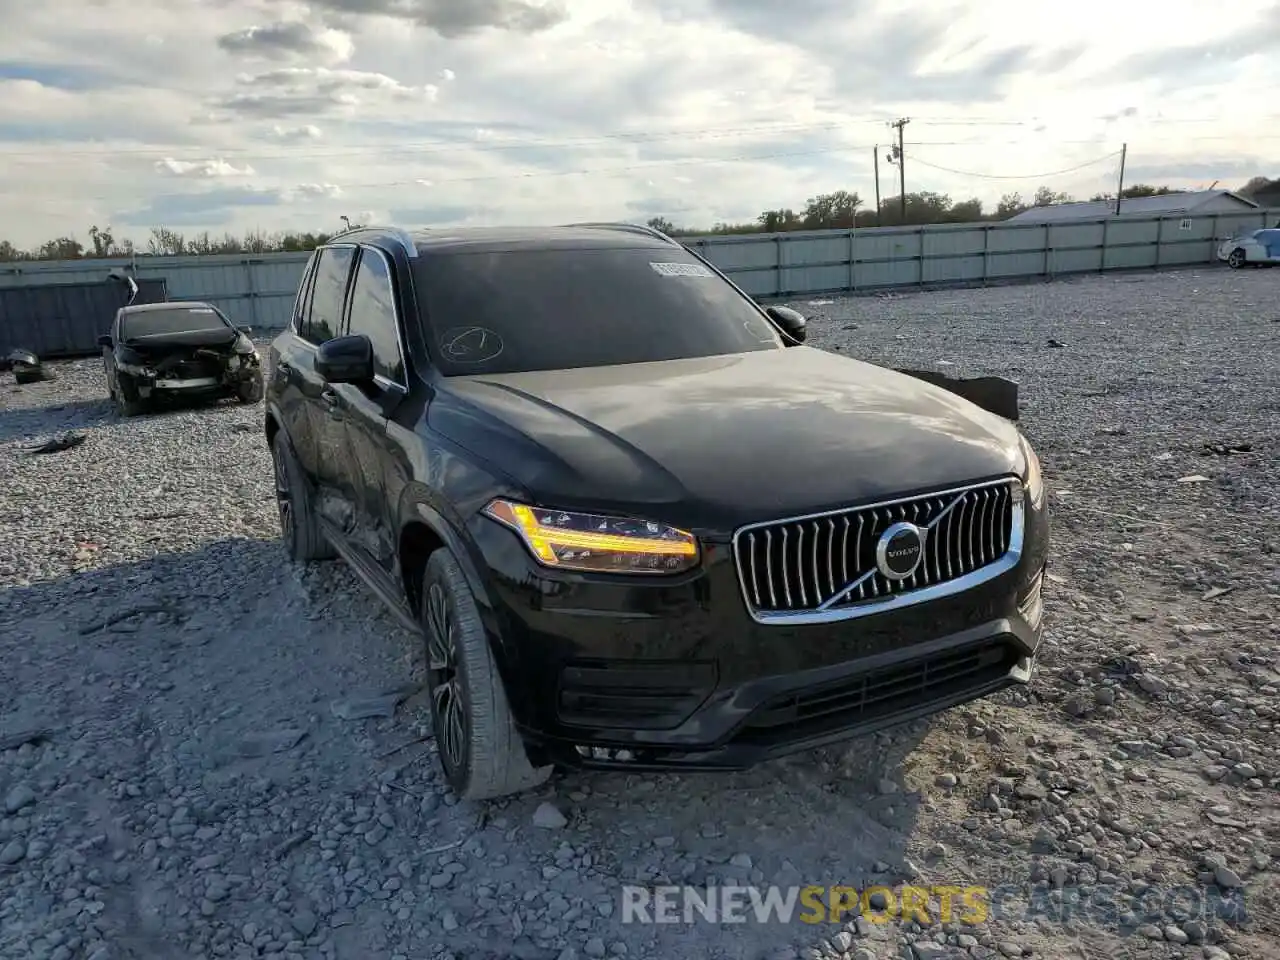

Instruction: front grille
[155,356,220,379]
[734,639,1020,745]
[734,479,1020,619]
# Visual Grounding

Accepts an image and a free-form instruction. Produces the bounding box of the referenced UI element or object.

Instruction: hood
[121,327,238,355]
[430,347,1024,533]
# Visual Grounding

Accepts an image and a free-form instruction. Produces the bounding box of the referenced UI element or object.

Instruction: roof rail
[566,221,679,245]
[329,225,420,258]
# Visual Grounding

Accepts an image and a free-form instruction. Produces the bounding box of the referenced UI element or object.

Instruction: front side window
[307,246,355,344]
[414,245,782,376]
[346,249,405,383]
[120,306,230,339]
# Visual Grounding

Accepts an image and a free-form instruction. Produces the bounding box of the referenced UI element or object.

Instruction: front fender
[404,496,496,617]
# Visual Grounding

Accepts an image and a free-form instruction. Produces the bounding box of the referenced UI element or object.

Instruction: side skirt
[318,518,420,635]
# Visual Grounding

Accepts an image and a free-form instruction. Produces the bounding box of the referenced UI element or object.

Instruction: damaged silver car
[98,302,264,417]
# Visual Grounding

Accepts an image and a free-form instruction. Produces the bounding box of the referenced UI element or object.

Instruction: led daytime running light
[483,499,698,570]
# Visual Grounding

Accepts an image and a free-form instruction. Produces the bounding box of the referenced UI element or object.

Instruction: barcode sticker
[650,261,714,278]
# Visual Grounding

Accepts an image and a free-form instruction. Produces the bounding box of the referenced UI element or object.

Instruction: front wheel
[236,370,265,404]
[422,549,551,801]
[116,378,147,417]
[1227,248,1247,269]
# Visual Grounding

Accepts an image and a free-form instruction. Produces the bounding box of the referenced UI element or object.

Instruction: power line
[1,113,1279,161]
[905,150,1124,181]
[0,120,857,160]
[0,143,879,203]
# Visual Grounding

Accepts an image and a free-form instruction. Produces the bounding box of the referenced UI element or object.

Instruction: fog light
[573,745,636,762]
[1019,572,1044,627]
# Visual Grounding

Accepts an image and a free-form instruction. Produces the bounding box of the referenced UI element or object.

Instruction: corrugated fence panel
[0,278,167,357]
[780,231,849,295]
[2,210,1277,348]
[984,224,1046,279]
[856,229,922,289]
[922,225,986,284]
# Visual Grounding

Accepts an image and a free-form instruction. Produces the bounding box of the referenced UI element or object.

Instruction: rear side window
[307,246,355,344]
[346,249,405,384]
[292,252,319,340]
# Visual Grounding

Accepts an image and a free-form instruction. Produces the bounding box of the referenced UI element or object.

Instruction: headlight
[482,499,699,574]
[1019,434,1045,507]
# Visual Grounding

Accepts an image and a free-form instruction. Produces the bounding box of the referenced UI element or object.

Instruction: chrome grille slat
[779,528,792,607]
[733,479,1021,618]
[764,530,777,608]
[794,526,807,607]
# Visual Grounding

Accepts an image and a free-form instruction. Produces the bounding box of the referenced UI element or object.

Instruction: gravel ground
[0,266,1277,960]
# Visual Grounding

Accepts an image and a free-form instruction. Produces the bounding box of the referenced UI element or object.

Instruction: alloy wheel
[426,582,466,772]
[273,447,295,549]
[1228,249,1245,268]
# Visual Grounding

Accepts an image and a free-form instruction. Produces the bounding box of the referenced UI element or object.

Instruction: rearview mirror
[315,335,374,383]
[765,306,807,346]
[97,335,112,348]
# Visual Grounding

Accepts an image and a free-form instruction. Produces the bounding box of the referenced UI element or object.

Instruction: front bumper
[468,487,1049,771]
[119,354,262,398]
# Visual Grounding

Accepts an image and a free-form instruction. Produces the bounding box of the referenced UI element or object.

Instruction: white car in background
[1217,228,1280,268]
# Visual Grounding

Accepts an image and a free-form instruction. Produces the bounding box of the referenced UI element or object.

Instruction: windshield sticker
[439,326,503,363]
[649,261,714,278]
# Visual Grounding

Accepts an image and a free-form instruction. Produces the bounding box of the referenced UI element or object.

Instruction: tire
[422,549,552,801]
[116,378,147,417]
[1227,248,1247,269]
[236,371,265,404]
[270,431,336,562]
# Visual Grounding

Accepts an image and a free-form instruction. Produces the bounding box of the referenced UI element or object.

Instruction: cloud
[216,22,354,63]
[0,0,1273,247]
[1108,5,1280,88]
[211,66,439,119]
[286,0,569,37]
[156,158,255,177]
[271,123,323,140]
[387,202,497,224]
[290,183,343,199]
[114,187,287,227]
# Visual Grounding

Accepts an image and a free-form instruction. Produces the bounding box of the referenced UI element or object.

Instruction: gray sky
[0,0,1275,244]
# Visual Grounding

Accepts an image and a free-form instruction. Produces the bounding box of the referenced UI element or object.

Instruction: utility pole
[889,118,910,222]
[873,146,882,226]
[1114,143,1127,216]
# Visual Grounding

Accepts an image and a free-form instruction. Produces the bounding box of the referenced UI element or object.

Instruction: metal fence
[1,209,1274,347]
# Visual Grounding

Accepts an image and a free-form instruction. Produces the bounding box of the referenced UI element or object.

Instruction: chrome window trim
[731,476,1025,626]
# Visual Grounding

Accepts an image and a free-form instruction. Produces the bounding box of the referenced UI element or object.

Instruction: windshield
[121,306,230,339]
[415,245,783,375]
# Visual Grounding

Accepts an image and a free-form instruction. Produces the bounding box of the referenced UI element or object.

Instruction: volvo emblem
[875,522,925,580]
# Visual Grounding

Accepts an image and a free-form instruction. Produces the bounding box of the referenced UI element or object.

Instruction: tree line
[2,177,1274,261]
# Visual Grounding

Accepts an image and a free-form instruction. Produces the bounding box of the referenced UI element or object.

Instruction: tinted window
[346,249,405,383]
[307,246,355,343]
[120,306,229,339]
[292,252,319,339]
[415,246,782,375]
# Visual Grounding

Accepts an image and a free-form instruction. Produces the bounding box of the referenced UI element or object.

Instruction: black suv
[265,223,1049,800]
